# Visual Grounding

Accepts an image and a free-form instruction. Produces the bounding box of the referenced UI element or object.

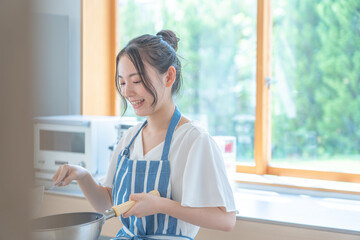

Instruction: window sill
[233,173,360,235]
[234,172,360,197]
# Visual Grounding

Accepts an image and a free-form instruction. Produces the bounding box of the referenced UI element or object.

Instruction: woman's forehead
[118,56,138,77]
[118,54,160,78]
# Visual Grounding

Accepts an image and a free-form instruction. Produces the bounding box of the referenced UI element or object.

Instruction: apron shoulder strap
[161,106,181,160]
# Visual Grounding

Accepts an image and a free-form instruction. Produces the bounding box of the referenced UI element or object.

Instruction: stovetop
[99,236,112,240]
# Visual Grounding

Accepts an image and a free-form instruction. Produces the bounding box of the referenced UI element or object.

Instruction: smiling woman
[115,30,182,116]
[101,30,237,238]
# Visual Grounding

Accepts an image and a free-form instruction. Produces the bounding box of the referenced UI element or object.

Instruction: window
[118,0,257,165]
[115,0,360,184]
[271,0,360,175]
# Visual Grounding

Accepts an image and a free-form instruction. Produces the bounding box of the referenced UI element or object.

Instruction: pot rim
[32,211,104,232]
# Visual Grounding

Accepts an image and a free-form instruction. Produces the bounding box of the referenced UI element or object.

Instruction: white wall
[32,0,81,116]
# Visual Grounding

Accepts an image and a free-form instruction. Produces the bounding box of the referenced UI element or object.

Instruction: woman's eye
[134,80,141,84]
[120,82,125,86]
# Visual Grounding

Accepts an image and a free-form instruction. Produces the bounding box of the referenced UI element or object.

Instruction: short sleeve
[181,133,237,212]
[99,141,122,188]
[99,123,141,188]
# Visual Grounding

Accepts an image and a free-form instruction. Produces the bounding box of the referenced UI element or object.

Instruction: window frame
[82,0,360,184]
[237,0,360,184]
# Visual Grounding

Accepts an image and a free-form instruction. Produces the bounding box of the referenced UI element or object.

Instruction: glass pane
[271,0,360,173]
[40,130,85,153]
[117,0,257,165]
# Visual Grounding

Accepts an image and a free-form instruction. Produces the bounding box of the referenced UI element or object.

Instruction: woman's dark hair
[115,29,182,114]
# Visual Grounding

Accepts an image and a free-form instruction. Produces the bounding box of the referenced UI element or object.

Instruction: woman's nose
[122,84,134,98]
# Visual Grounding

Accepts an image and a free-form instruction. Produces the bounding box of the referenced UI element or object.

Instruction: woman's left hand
[122,192,162,218]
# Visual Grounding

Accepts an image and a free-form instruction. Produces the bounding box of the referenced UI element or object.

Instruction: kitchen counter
[42,184,360,236]
[38,188,360,240]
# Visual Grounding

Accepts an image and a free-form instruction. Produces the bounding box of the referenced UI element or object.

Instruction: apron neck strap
[161,106,181,160]
[122,120,148,157]
[122,106,181,160]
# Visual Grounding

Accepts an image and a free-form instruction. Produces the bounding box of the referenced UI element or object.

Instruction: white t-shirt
[101,121,237,238]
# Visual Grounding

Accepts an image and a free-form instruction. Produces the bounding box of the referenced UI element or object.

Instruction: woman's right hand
[52,164,90,186]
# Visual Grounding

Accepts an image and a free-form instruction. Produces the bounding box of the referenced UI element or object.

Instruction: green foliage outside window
[118,0,257,163]
[272,0,360,172]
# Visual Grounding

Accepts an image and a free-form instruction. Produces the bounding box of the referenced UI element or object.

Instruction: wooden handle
[112,190,160,216]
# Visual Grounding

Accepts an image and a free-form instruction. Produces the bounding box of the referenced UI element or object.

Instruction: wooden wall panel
[81,0,116,115]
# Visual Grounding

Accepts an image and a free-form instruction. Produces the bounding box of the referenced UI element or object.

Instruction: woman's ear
[165,66,176,88]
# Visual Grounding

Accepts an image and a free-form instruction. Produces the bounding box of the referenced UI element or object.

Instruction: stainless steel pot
[31,211,109,240]
[31,190,159,240]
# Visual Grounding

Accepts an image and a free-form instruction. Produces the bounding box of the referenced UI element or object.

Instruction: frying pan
[31,190,159,240]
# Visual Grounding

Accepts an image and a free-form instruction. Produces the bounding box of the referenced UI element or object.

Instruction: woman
[53,30,236,240]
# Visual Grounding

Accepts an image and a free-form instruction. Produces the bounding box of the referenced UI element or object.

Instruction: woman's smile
[129,99,145,109]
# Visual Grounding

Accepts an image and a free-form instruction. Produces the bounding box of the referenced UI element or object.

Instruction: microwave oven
[34,115,137,180]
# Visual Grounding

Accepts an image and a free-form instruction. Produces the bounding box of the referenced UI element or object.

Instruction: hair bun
[156,30,179,52]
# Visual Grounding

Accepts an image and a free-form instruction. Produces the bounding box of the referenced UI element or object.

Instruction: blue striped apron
[111,107,193,240]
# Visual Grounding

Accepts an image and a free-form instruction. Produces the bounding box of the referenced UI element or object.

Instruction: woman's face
[117,55,168,117]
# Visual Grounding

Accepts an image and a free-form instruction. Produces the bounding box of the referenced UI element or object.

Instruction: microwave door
[40,130,85,154]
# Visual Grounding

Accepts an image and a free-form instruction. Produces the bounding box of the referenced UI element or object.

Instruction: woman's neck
[145,103,176,133]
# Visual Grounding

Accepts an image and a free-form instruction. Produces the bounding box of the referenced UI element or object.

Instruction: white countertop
[232,185,360,235]
[40,178,360,236]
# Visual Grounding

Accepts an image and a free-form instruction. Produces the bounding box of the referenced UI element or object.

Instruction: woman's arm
[76,173,113,212]
[123,193,236,232]
[53,164,113,213]
[160,199,236,232]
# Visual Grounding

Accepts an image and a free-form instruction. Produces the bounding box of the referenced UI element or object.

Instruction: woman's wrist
[157,197,178,215]
[76,168,92,185]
